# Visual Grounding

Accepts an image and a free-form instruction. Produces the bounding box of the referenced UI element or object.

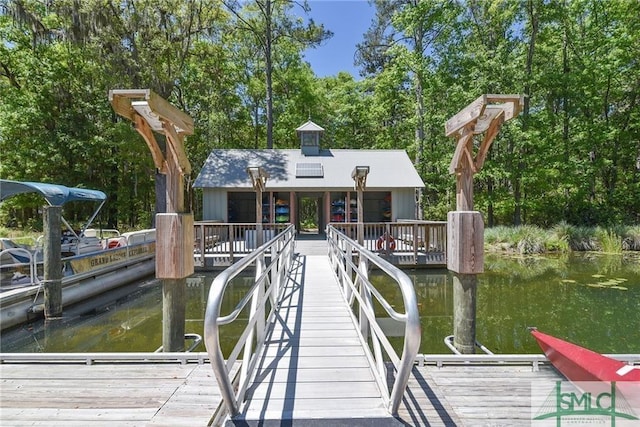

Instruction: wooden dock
[0,359,224,426]
[3,235,636,426]
[1,355,567,426]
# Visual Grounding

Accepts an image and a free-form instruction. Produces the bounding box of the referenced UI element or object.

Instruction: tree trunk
[265,0,274,149]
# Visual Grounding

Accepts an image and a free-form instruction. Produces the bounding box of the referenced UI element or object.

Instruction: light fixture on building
[351,166,370,190]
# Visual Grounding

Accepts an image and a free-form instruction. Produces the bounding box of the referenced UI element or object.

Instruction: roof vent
[296,120,324,156]
[296,163,324,178]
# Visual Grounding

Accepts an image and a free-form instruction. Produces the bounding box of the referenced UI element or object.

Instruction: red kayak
[530,328,640,383]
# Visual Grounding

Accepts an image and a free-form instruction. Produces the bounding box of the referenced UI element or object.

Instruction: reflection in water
[1,253,638,355]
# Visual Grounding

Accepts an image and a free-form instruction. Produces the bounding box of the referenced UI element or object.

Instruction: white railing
[328,221,447,265]
[194,222,290,267]
[203,224,296,418]
[326,224,421,416]
[0,247,40,289]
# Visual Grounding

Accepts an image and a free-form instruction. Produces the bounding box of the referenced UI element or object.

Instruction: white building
[193,121,424,234]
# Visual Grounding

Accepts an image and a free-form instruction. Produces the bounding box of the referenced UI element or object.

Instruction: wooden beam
[474,110,505,171]
[147,91,194,135]
[109,88,152,100]
[485,94,524,121]
[162,121,191,175]
[134,114,167,173]
[109,88,194,135]
[463,143,477,174]
[449,129,473,174]
[109,94,136,122]
[445,95,486,137]
[472,106,503,134]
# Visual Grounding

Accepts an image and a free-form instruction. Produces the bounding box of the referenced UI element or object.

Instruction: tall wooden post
[109,89,194,352]
[43,205,62,319]
[445,94,523,353]
[256,187,263,247]
[247,167,269,248]
[351,166,369,245]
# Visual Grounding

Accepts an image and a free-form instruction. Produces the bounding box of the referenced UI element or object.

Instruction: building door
[297,193,324,234]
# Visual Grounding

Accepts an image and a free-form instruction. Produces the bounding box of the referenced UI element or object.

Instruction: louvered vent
[296,163,324,178]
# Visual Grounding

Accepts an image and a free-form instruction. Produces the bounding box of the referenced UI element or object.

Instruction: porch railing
[193,222,290,268]
[328,220,447,265]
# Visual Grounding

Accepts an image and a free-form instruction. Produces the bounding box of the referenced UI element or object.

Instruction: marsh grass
[485,223,636,254]
[595,227,623,253]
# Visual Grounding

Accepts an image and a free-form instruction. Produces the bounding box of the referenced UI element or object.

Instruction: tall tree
[222,0,330,148]
[358,0,460,219]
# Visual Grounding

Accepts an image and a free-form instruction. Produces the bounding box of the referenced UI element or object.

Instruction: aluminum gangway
[203,225,420,426]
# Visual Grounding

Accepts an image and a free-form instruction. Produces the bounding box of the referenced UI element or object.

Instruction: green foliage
[485,223,640,254]
[1,0,639,230]
[594,227,623,254]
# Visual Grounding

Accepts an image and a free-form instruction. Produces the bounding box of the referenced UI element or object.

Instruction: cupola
[296,120,324,156]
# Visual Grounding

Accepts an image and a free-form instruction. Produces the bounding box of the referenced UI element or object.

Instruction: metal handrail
[203,224,296,418]
[444,335,494,355]
[155,333,203,353]
[326,225,421,416]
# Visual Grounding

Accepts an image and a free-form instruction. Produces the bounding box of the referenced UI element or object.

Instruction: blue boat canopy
[0,180,106,206]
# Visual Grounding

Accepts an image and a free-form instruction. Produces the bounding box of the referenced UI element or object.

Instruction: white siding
[203,188,227,221]
[392,189,417,220]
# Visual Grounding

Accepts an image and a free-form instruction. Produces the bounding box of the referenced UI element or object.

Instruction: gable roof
[295,120,325,133]
[193,149,424,190]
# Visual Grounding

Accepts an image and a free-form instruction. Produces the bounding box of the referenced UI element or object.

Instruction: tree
[221,0,330,148]
[357,0,461,219]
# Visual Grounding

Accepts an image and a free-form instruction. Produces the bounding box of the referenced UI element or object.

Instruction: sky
[300,1,376,79]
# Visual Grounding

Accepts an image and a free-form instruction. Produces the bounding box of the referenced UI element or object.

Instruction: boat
[0,179,156,331]
[531,328,640,412]
[530,328,640,383]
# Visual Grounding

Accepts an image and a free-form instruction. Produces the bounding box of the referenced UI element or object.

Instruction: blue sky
[301,1,376,78]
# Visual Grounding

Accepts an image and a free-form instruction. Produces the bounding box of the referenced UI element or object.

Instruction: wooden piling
[43,205,62,319]
[109,89,195,353]
[445,94,523,354]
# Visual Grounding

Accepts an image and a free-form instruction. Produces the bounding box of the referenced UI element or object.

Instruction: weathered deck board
[396,364,563,426]
[0,362,225,427]
[0,237,615,426]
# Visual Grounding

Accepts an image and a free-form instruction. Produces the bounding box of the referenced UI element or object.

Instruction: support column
[43,205,62,319]
[447,211,483,354]
[445,94,523,354]
[453,274,477,354]
[256,189,263,246]
[109,89,195,354]
[163,278,186,351]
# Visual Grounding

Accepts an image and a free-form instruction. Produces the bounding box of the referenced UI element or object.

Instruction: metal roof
[295,120,325,133]
[193,149,425,190]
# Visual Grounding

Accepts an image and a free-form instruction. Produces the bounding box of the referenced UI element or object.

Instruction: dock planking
[0,361,227,427]
[0,357,567,426]
[397,364,563,426]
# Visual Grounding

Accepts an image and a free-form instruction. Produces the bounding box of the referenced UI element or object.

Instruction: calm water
[1,252,639,355]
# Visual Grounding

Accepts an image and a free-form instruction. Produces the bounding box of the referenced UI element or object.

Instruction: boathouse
[193,120,424,232]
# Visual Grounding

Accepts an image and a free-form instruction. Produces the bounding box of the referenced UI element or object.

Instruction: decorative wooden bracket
[108,89,193,176]
[446,94,523,175]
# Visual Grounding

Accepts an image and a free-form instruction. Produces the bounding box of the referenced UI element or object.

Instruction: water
[1,253,638,355]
